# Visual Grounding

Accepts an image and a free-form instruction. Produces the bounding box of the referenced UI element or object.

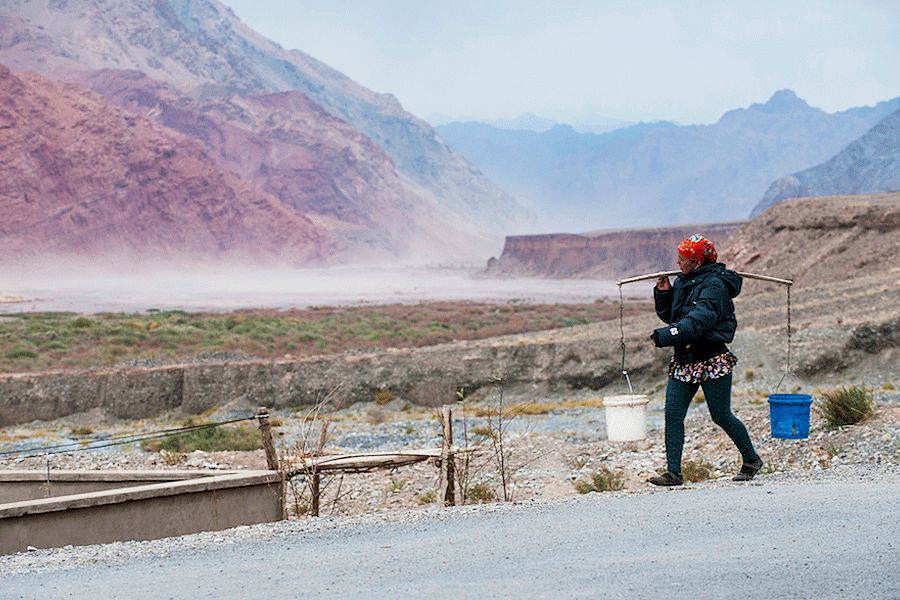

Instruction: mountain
[75,69,473,259]
[0,64,328,264]
[0,0,533,256]
[752,109,900,216]
[435,90,900,232]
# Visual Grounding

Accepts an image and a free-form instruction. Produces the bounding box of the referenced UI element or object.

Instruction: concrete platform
[0,470,283,554]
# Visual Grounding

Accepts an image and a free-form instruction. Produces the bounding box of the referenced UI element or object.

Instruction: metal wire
[0,415,255,460]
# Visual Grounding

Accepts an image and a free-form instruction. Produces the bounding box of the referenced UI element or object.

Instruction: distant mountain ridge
[429,112,633,135]
[0,0,533,261]
[752,108,900,215]
[436,90,900,232]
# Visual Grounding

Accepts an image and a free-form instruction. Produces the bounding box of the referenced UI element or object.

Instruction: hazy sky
[222,0,900,125]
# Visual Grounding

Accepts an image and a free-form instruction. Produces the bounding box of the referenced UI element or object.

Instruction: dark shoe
[648,471,683,486]
[733,458,763,481]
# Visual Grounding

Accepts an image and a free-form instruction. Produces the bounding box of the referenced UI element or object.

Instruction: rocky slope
[76,69,474,259]
[437,90,900,231]
[752,109,900,215]
[0,0,534,250]
[0,64,328,264]
[724,192,900,288]
[484,222,743,279]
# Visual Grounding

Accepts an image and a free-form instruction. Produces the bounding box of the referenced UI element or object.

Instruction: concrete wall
[0,470,284,555]
[0,470,215,504]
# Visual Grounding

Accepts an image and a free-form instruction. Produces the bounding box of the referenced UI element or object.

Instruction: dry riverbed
[2,389,897,517]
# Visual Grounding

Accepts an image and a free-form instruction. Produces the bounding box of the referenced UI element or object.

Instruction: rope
[787,284,792,375]
[618,284,625,373]
[0,415,255,460]
[775,284,794,393]
[617,284,634,394]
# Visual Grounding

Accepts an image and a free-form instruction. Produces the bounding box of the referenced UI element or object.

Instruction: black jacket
[652,262,742,363]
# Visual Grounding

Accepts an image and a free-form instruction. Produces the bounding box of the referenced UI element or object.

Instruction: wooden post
[256,406,280,471]
[438,405,456,507]
[310,470,320,517]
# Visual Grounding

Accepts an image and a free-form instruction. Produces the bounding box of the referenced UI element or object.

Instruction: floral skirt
[668,351,737,384]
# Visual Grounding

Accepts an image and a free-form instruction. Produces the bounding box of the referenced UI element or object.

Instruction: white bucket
[603,394,650,441]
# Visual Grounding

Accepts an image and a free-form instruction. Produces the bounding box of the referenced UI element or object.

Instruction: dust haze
[0,259,643,314]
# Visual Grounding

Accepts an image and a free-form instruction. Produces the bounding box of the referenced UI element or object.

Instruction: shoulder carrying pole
[616,269,794,394]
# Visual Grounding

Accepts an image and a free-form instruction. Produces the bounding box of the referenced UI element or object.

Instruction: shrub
[574,467,625,493]
[144,422,262,452]
[6,347,38,360]
[682,460,713,482]
[373,389,394,406]
[818,386,874,429]
[70,426,93,436]
[466,483,497,503]
[416,490,437,505]
[70,316,93,329]
[470,425,493,438]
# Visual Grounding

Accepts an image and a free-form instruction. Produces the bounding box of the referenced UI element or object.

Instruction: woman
[648,233,762,486]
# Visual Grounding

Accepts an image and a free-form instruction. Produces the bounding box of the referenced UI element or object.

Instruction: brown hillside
[0,64,329,264]
[724,193,899,380]
[723,192,900,287]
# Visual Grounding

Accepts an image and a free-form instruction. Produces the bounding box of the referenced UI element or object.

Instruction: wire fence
[0,415,256,461]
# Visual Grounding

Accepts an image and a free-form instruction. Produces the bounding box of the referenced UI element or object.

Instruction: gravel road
[2,480,897,599]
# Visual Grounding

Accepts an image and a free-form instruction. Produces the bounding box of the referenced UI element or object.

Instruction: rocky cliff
[752,109,900,216]
[0,0,534,252]
[484,222,743,278]
[0,64,329,264]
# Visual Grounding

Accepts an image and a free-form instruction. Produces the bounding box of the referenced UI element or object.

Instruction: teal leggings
[665,373,758,475]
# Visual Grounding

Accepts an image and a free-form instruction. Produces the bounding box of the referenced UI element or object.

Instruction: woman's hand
[656,276,671,291]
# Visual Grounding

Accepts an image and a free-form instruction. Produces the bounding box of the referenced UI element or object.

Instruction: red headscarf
[677,233,717,264]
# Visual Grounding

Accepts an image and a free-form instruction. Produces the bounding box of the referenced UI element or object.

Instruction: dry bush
[681,459,714,482]
[574,467,625,494]
[818,385,874,429]
[466,482,497,503]
[282,386,348,517]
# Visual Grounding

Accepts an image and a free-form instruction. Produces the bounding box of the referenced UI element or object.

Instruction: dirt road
[2,480,897,599]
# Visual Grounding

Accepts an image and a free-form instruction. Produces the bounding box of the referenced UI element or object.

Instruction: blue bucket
[768,394,813,439]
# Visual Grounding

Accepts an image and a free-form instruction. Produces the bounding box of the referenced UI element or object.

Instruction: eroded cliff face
[485,223,743,279]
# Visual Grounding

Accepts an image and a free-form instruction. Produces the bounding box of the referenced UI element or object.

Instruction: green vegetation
[817,385,875,429]
[143,421,262,453]
[574,467,625,493]
[0,301,647,373]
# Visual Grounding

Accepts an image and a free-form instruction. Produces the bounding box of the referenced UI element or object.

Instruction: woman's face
[677,253,699,274]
